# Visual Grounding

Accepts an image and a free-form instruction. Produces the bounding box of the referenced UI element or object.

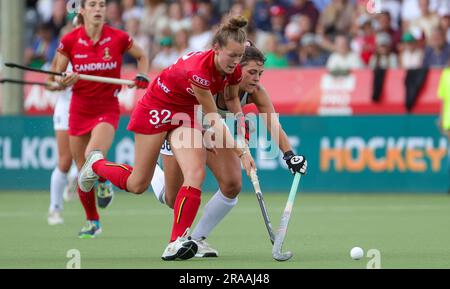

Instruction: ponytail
[212,15,248,47]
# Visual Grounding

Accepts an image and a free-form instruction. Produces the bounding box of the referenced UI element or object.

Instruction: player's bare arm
[252,85,307,175]
[45,54,66,91]
[251,85,292,154]
[126,42,150,89]
[191,84,256,176]
[223,84,243,115]
[55,52,80,88]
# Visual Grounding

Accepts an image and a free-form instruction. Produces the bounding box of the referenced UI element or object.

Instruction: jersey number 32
[149,109,172,125]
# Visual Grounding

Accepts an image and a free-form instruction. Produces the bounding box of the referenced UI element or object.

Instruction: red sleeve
[228,64,242,85]
[187,71,212,90]
[57,33,73,59]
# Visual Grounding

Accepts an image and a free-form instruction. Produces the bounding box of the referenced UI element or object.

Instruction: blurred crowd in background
[3,0,450,72]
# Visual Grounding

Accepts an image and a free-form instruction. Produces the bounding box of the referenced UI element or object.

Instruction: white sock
[191,189,238,240]
[151,163,166,204]
[49,167,67,212]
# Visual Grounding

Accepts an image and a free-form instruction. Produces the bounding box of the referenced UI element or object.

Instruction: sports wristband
[283,150,294,160]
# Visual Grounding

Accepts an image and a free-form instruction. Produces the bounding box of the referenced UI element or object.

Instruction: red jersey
[140,49,242,109]
[57,25,132,113]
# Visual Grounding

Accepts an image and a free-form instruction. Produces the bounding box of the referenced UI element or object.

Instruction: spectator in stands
[36,0,53,23]
[423,26,450,67]
[123,17,151,66]
[25,0,40,48]
[438,6,450,44]
[253,0,282,32]
[106,0,125,30]
[326,34,364,75]
[45,0,67,38]
[285,13,314,42]
[180,0,197,18]
[267,5,299,65]
[246,23,271,53]
[173,28,192,58]
[409,0,440,44]
[188,14,213,51]
[399,32,424,69]
[376,11,402,53]
[165,1,192,34]
[401,0,440,32]
[229,1,245,18]
[298,33,329,67]
[369,32,398,69]
[269,5,288,41]
[312,0,331,12]
[352,14,377,66]
[197,0,220,26]
[379,0,402,30]
[140,0,168,41]
[24,22,59,69]
[151,36,179,71]
[316,0,354,38]
[121,0,143,23]
[264,33,289,68]
[285,0,320,31]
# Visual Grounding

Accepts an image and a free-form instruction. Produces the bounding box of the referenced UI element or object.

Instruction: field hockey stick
[272,172,301,262]
[250,169,276,245]
[0,78,59,88]
[4,62,135,86]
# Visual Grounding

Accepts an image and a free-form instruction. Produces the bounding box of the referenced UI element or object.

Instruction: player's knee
[220,180,242,198]
[58,157,72,173]
[184,168,206,186]
[129,180,150,195]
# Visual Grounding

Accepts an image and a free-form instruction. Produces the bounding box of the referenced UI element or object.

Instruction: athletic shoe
[78,220,102,239]
[47,211,64,226]
[78,150,104,193]
[161,229,198,261]
[63,174,77,202]
[195,238,218,258]
[97,181,114,209]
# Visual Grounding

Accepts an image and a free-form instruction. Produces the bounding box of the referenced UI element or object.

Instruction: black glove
[134,73,150,89]
[283,151,307,175]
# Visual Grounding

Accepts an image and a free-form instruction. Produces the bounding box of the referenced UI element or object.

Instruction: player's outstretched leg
[78,150,104,192]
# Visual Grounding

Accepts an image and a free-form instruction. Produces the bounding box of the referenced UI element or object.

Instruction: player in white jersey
[46,57,78,225]
[152,43,307,257]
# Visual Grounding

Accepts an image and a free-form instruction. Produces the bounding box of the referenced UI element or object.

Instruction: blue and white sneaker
[97,181,114,209]
[78,220,102,239]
